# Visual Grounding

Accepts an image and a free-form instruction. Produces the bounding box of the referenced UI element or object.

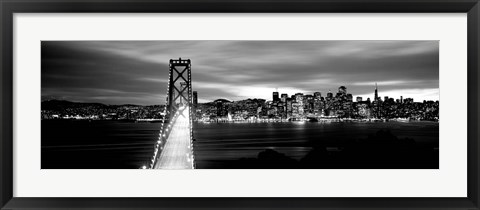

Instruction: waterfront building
[214,99,231,117]
[305,95,315,115]
[286,98,293,118]
[356,102,371,118]
[292,102,300,117]
[314,102,322,116]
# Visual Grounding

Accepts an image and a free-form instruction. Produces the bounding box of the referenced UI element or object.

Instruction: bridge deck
[154,107,194,169]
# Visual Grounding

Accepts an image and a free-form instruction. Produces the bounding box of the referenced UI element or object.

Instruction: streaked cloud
[41,41,439,105]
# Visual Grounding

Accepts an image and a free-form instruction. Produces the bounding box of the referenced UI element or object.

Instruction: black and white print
[41,41,439,169]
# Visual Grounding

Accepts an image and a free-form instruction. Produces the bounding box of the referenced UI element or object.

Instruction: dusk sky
[41,41,439,105]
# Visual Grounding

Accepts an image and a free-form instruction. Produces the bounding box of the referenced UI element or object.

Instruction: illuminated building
[295,93,304,104]
[356,102,371,118]
[305,95,314,115]
[404,98,414,104]
[313,97,324,116]
[286,98,293,118]
[292,102,299,117]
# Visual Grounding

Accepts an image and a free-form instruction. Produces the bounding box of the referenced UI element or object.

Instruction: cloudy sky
[41,41,439,105]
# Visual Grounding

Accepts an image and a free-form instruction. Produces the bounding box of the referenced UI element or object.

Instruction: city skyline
[40,85,435,106]
[42,41,439,105]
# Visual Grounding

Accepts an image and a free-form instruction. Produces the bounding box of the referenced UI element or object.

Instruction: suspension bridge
[150,58,195,169]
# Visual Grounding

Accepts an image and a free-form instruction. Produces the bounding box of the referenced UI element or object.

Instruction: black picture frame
[1,0,479,209]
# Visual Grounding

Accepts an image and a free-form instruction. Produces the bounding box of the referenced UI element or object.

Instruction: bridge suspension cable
[150,58,195,169]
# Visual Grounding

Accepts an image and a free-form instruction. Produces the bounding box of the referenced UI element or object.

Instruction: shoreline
[40,118,439,124]
[196,119,439,123]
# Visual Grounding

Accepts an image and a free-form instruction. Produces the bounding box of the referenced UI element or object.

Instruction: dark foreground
[41,120,439,169]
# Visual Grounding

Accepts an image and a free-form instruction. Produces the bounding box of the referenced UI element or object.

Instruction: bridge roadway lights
[151,58,195,169]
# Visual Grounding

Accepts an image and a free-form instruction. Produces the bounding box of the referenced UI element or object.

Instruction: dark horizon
[41,92,440,107]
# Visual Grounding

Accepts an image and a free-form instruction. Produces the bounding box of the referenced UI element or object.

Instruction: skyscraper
[273,92,279,102]
[193,91,198,107]
[286,98,293,118]
[281,94,288,103]
[338,86,347,95]
[295,93,304,104]
[373,83,380,118]
[347,94,353,102]
[327,90,333,99]
[192,91,198,120]
[294,93,304,116]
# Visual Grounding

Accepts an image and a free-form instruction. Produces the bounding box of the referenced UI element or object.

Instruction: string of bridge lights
[148,64,172,169]
[188,66,195,169]
[145,61,195,169]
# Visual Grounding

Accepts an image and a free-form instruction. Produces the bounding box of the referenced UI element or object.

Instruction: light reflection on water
[41,120,438,169]
[193,121,438,169]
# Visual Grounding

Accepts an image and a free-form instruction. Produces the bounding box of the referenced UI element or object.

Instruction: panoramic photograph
[41,40,439,169]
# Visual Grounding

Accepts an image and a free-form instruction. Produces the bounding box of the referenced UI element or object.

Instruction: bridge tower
[150,58,195,169]
[167,58,193,117]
